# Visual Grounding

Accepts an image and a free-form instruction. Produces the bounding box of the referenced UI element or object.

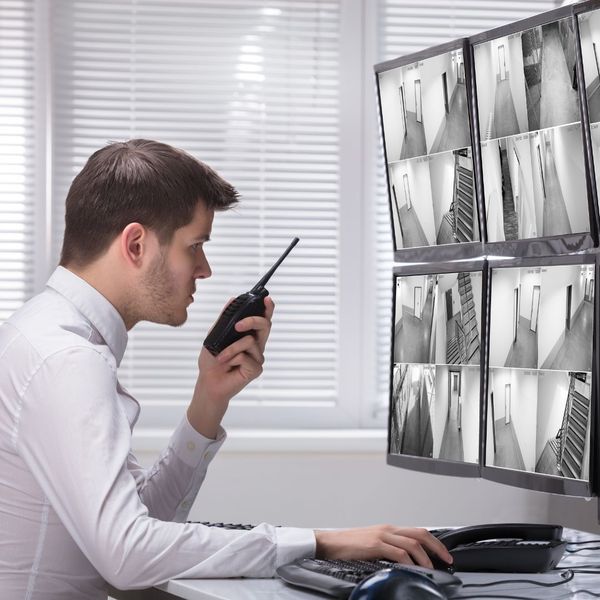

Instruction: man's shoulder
[1,289,116,372]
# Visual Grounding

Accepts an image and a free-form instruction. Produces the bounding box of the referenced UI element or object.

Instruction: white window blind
[371,0,563,415]
[1,0,569,435]
[50,0,345,429]
[0,0,35,321]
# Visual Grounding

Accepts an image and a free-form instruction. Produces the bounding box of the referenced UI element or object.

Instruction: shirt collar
[46,266,128,366]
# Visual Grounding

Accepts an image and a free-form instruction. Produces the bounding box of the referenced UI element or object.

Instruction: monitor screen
[485,257,597,495]
[389,266,483,475]
[376,41,480,255]
[473,14,591,245]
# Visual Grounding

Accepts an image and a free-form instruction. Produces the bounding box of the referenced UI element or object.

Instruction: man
[0,140,451,598]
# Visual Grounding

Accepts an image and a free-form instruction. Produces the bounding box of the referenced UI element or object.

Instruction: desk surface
[110,528,600,600]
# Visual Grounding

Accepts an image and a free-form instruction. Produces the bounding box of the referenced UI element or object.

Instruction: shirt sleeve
[126,415,225,522]
[16,347,315,589]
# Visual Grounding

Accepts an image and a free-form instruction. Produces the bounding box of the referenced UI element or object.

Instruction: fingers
[217,330,264,365]
[392,527,453,565]
[381,530,430,568]
[234,297,274,351]
[314,526,452,569]
[218,345,263,383]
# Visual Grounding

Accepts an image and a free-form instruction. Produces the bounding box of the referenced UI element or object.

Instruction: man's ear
[120,222,150,267]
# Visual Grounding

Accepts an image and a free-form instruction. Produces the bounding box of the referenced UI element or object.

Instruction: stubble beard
[142,252,187,327]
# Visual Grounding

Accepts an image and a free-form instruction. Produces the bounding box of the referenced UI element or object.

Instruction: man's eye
[190,243,201,252]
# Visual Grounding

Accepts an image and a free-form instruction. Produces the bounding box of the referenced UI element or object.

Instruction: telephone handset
[432,523,566,573]
[203,237,299,356]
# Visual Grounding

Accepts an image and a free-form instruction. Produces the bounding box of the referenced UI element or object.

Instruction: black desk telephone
[203,237,299,356]
[432,523,566,573]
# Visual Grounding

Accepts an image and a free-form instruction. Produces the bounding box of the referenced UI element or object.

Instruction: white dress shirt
[0,267,315,599]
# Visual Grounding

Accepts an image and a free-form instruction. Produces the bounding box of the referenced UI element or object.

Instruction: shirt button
[187,441,196,451]
[181,500,190,509]
[203,451,212,461]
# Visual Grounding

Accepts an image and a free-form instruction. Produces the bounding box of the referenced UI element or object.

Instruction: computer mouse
[348,566,461,600]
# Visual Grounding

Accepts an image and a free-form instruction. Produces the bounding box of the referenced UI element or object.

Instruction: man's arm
[182,297,453,569]
[186,296,275,439]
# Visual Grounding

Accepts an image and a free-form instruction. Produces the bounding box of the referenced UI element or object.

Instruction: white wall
[474,41,496,136]
[509,136,538,238]
[536,371,569,461]
[538,265,581,366]
[421,53,451,152]
[580,14,600,95]
[461,366,480,463]
[488,268,519,366]
[388,165,403,248]
[529,132,546,234]
[432,366,450,458]
[429,152,455,234]
[487,369,536,472]
[379,67,406,161]
[407,158,436,243]
[132,447,600,532]
[519,269,541,322]
[552,124,589,234]
[509,370,538,472]
[481,141,504,241]
[397,275,426,322]
[508,34,528,132]
[470,272,483,334]
[592,125,600,183]
[389,159,437,245]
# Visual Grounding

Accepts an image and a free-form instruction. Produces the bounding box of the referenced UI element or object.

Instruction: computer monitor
[375,40,482,262]
[388,261,484,477]
[483,254,599,496]
[471,6,595,254]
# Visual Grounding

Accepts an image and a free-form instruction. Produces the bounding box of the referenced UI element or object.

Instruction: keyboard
[192,521,257,530]
[276,558,462,599]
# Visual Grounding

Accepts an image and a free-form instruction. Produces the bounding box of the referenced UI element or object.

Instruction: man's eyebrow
[191,234,211,242]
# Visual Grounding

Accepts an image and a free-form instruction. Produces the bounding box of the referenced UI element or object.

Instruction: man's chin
[147,308,188,327]
[168,310,188,327]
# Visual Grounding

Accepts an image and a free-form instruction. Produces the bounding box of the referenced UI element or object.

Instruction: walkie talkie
[203,237,299,356]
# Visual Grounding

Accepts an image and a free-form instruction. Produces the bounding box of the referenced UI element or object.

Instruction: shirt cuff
[169,415,226,468]
[275,527,317,569]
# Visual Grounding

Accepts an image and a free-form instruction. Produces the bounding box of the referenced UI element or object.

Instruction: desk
[109,528,600,599]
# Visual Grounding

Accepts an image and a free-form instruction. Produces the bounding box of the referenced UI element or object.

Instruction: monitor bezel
[387,259,486,478]
[375,39,485,264]
[469,4,597,256]
[481,252,599,497]
[574,0,600,246]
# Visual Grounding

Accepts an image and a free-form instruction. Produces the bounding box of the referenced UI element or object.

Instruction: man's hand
[314,526,453,569]
[187,296,275,439]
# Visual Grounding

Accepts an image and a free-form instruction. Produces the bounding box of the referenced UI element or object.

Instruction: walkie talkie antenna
[250,237,299,292]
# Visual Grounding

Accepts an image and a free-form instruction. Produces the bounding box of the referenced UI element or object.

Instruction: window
[0,0,36,322]
[1,0,562,437]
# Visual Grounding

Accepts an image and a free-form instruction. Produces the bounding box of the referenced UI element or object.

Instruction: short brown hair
[60,139,238,267]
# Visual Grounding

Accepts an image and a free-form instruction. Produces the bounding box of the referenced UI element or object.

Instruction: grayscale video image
[388,148,478,250]
[433,271,482,366]
[488,264,595,372]
[432,365,480,463]
[474,17,579,140]
[589,123,600,190]
[390,363,436,458]
[486,368,591,481]
[579,8,600,124]
[393,271,482,366]
[393,275,438,364]
[481,123,588,242]
[379,48,470,162]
